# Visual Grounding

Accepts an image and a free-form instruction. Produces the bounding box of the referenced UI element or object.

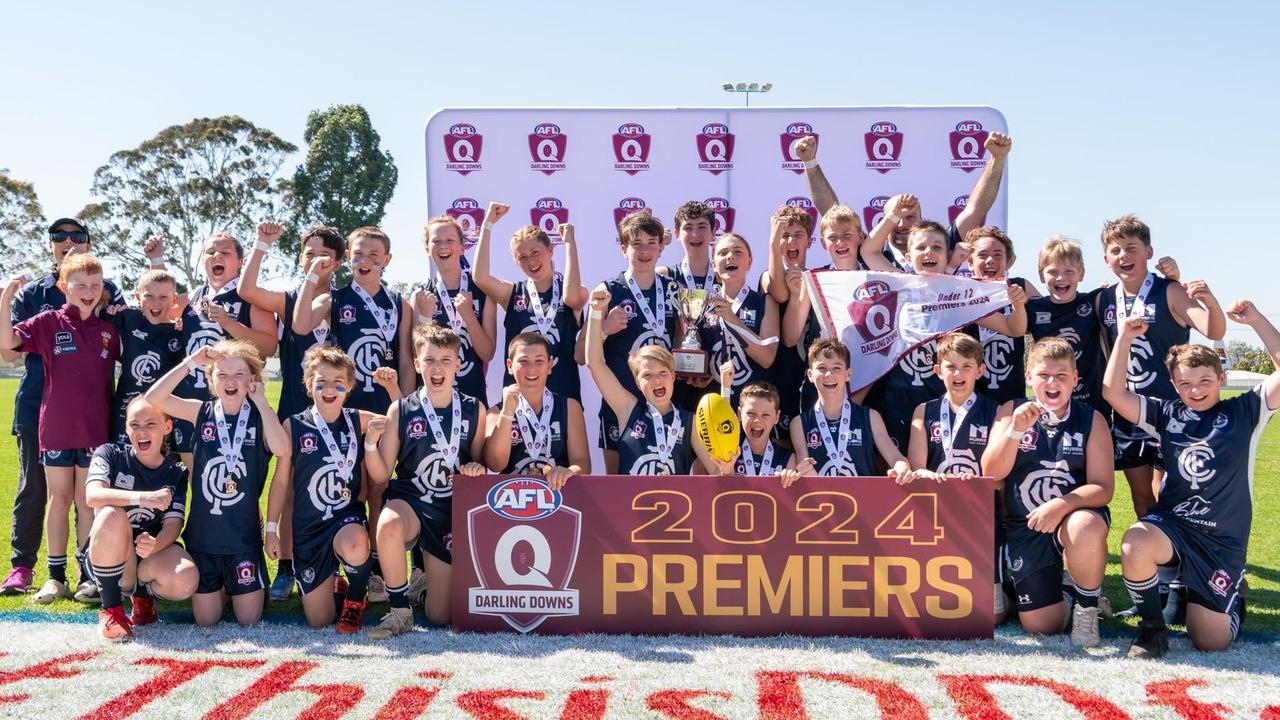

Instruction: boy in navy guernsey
[907,333,1006,620]
[483,333,590,484]
[1105,302,1278,658]
[0,254,121,604]
[1,218,126,600]
[862,221,1028,450]
[108,268,182,445]
[579,212,681,473]
[789,339,918,481]
[697,233,779,405]
[731,379,812,482]
[586,288,724,476]
[85,397,196,642]
[470,202,586,401]
[266,346,391,633]
[419,215,497,405]
[173,233,278,473]
[760,205,823,436]
[658,201,718,412]
[963,227,1041,404]
[145,339,289,626]
[1098,214,1225,516]
[238,220,347,601]
[367,325,487,639]
[982,338,1114,647]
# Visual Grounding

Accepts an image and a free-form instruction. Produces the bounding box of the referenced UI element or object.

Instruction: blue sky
[3,1,1277,342]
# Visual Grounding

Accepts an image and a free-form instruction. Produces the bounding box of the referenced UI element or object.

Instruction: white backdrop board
[424,106,1009,469]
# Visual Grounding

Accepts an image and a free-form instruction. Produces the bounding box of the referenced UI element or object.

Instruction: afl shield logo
[612,123,651,174]
[446,198,486,241]
[779,122,816,174]
[696,123,735,174]
[704,197,735,234]
[613,197,647,235]
[949,120,989,173]
[864,121,903,173]
[443,123,483,175]
[530,197,569,240]
[847,280,899,356]
[947,195,969,226]
[528,123,567,175]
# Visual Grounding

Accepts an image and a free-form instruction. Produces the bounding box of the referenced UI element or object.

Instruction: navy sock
[278,558,294,576]
[343,557,373,602]
[131,581,153,600]
[411,550,425,573]
[95,562,124,610]
[369,552,382,578]
[1074,583,1101,609]
[48,555,68,584]
[1125,574,1166,626]
[387,581,410,609]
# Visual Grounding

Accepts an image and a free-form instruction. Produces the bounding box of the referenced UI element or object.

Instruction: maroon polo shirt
[14,304,120,452]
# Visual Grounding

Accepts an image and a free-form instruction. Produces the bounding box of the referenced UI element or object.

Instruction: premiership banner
[451,474,994,639]
[807,270,1011,393]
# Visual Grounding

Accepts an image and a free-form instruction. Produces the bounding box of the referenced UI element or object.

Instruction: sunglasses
[50,231,90,244]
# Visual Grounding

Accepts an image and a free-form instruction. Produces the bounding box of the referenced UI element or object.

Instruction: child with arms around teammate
[366,325,487,638]
[85,397,197,642]
[1104,301,1278,658]
[0,254,121,604]
[982,338,1114,647]
[145,339,289,626]
[265,346,390,633]
[470,202,586,401]
[484,333,590,486]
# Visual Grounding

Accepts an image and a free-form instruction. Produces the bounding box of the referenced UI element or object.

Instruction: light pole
[722,82,772,107]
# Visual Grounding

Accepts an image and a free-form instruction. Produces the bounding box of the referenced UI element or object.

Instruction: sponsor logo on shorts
[236,560,256,586]
[1209,569,1233,597]
[302,567,316,584]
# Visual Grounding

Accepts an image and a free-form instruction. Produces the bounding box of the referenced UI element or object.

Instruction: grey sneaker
[407,569,429,607]
[74,580,101,604]
[366,574,389,603]
[1127,620,1169,659]
[368,607,414,640]
[32,579,71,604]
[1071,605,1101,647]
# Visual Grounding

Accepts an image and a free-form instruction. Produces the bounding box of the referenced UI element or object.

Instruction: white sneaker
[32,579,71,604]
[366,574,389,603]
[994,583,1008,618]
[407,568,428,607]
[1071,605,1101,647]
[74,580,101,604]
[368,607,414,640]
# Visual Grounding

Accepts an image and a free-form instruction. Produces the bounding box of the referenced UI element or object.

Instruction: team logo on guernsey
[784,197,820,235]
[899,343,936,387]
[1126,337,1158,389]
[779,122,816,174]
[1178,443,1217,490]
[530,197,569,240]
[201,458,246,515]
[447,198,486,241]
[948,120,990,172]
[983,335,1016,388]
[1209,569,1233,597]
[696,123,735,174]
[308,461,352,520]
[863,196,892,234]
[612,123,651,174]
[940,448,982,476]
[412,450,455,504]
[848,280,899,356]
[300,433,319,454]
[468,477,581,632]
[614,197,647,235]
[864,121,903,173]
[349,330,388,392]
[704,197,736,234]
[947,195,969,226]
[528,123,567,175]
[131,351,162,385]
[1020,459,1074,510]
[443,123,483,175]
[126,506,156,526]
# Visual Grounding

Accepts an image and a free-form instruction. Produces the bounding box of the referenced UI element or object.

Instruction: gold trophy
[673,288,710,379]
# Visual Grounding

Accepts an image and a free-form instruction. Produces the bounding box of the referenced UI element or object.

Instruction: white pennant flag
[807,270,1012,392]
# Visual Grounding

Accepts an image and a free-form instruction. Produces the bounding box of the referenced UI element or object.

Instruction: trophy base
[673,347,710,379]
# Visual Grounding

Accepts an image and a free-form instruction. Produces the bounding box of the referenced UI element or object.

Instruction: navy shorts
[384,484,452,565]
[293,513,367,596]
[190,549,268,596]
[1143,511,1247,618]
[598,404,621,451]
[1113,427,1163,471]
[42,447,93,468]
[1004,506,1110,611]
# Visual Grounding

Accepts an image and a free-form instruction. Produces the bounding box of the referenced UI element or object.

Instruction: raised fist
[257,221,284,245]
[589,287,612,313]
[373,366,398,390]
[1011,401,1044,433]
[793,135,818,162]
[984,132,1013,159]
[365,415,387,443]
[1227,300,1261,325]
[143,235,165,260]
[1155,256,1180,282]
[1120,315,1149,341]
[485,202,510,225]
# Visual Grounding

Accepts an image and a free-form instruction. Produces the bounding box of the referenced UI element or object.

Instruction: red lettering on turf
[562,687,610,719]
[457,689,545,720]
[756,671,928,720]
[80,658,265,720]
[1260,705,1280,720]
[1146,679,1230,720]
[372,686,443,720]
[938,674,1131,720]
[204,660,364,720]
[0,651,96,706]
[647,689,732,720]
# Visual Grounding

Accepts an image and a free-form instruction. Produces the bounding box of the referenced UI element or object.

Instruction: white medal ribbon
[625,271,666,337]
[434,270,468,334]
[524,273,562,339]
[716,284,779,348]
[421,389,463,470]
[739,438,776,476]
[1114,272,1155,325]
[646,403,683,467]
[197,278,238,321]
[679,259,716,294]
[310,407,358,482]
[514,390,555,464]
[352,281,397,345]
[213,400,250,478]
[814,399,852,468]
[938,393,978,460]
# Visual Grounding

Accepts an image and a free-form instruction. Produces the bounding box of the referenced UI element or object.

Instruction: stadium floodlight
[723,81,773,107]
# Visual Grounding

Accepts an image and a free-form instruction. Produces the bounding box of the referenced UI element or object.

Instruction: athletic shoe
[368,607,413,640]
[1097,594,1115,619]
[336,599,367,634]
[993,582,1008,618]
[1070,605,1101,647]
[334,574,349,597]
[74,580,101,604]
[98,606,134,643]
[32,579,71,604]
[0,566,34,596]
[367,574,389,603]
[1128,620,1169,659]
[269,570,296,601]
[130,595,158,626]
[407,569,428,607]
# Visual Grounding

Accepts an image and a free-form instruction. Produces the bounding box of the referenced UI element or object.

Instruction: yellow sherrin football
[695,392,740,464]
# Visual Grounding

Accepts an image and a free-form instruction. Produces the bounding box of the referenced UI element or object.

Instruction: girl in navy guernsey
[483,333,590,485]
[265,346,391,634]
[108,268,182,445]
[84,397,196,642]
[470,202,586,403]
[789,339,919,481]
[907,332,1005,621]
[367,324,486,639]
[145,339,289,626]
[962,226,1042,404]
[1105,302,1279,658]
[172,233,278,471]
[237,221,348,601]
[697,233,779,405]
[417,214,497,404]
[585,287,725,476]
[982,338,1114,648]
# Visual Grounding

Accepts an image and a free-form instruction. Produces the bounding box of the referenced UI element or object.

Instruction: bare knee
[1065,510,1108,544]
[1019,604,1068,635]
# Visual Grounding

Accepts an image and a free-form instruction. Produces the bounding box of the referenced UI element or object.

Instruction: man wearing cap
[0,219,127,601]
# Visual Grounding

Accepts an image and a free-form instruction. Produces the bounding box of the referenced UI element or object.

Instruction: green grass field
[0,378,1276,635]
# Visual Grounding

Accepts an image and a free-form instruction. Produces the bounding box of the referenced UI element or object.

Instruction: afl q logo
[612,123,651,174]
[443,123,483,175]
[948,120,990,172]
[530,197,569,238]
[696,123,735,174]
[1178,444,1216,490]
[864,121,903,173]
[528,123,567,175]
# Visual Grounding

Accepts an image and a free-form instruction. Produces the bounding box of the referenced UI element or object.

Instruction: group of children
[0,131,1274,661]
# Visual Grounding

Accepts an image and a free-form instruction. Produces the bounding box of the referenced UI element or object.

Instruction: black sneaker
[1127,620,1169,659]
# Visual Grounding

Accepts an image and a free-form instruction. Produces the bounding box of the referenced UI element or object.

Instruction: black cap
[47,217,89,235]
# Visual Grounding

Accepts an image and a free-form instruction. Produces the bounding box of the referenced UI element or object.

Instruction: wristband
[148,258,164,269]
[589,309,603,320]
[254,241,271,254]
[185,356,200,371]
[265,522,279,534]
[885,212,901,225]
[132,491,143,506]
[499,413,515,423]
[803,159,818,170]
[305,272,319,285]
[363,442,379,451]
[1005,426,1024,440]
[482,221,494,231]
